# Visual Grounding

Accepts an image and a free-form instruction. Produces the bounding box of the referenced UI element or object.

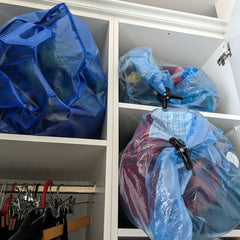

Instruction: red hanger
[42,179,53,208]
[1,182,17,216]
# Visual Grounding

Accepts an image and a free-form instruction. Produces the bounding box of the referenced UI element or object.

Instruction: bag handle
[1,22,51,46]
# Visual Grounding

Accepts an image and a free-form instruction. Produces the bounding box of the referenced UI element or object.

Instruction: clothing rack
[0,183,102,194]
[0,182,92,240]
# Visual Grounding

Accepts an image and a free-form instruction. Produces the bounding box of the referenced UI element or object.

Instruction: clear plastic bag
[119,47,219,112]
[119,108,240,239]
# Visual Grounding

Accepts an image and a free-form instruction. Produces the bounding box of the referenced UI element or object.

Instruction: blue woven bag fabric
[119,47,219,112]
[0,3,107,138]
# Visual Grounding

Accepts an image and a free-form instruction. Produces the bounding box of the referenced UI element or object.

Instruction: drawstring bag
[119,47,219,112]
[0,3,107,138]
[119,108,240,240]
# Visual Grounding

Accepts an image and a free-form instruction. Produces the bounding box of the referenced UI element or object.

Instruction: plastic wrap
[119,108,240,239]
[119,47,219,112]
[0,3,107,138]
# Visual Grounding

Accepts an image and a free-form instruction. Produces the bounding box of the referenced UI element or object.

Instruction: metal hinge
[217,42,232,66]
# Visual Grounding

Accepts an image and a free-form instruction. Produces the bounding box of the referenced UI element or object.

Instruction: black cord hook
[169,137,193,170]
[158,87,183,109]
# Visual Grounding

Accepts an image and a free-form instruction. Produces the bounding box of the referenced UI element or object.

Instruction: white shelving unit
[0,0,240,239]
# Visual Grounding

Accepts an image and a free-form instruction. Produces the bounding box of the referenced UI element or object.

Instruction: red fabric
[165,66,184,85]
[120,114,171,226]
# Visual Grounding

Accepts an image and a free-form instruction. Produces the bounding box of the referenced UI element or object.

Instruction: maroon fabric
[120,114,171,226]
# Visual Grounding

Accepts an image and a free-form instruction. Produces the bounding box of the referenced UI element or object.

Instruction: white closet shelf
[118,228,240,238]
[0,133,107,182]
[119,102,240,133]
[0,133,107,146]
[0,0,227,39]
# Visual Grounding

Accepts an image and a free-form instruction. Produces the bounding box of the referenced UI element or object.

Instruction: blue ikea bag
[0,3,107,138]
[119,47,219,112]
[119,108,240,240]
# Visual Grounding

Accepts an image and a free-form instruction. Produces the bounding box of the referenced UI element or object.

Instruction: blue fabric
[0,3,107,138]
[119,47,219,112]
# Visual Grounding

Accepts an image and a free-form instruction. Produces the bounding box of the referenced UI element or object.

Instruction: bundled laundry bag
[119,47,219,112]
[0,3,107,138]
[119,108,240,240]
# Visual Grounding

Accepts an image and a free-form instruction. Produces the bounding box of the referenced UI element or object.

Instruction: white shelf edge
[119,102,240,121]
[223,230,240,237]
[0,133,107,146]
[118,228,240,238]
[0,0,227,39]
[119,102,157,112]
[56,0,227,39]
[118,228,147,238]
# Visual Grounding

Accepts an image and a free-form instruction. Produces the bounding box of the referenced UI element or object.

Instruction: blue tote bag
[0,3,107,138]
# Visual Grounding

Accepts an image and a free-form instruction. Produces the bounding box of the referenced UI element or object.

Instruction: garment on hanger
[9,209,68,240]
[0,180,91,240]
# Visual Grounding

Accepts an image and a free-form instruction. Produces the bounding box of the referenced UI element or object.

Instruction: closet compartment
[0,2,110,140]
[115,3,240,238]
[0,2,112,240]
[118,19,240,115]
[0,180,100,240]
[0,138,107,240]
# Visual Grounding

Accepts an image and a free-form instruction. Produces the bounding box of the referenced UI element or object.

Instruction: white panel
[0,134,106,181]
[215,0,235,20]
[202,42,240,115]
[120,0,217,18]
[0,3,37,25]
[111,18,120,240]
[87,153,106,240]
[100,26,109,140]
[225,0,240,99]
[119,22,223,69]
[102,17,114,240]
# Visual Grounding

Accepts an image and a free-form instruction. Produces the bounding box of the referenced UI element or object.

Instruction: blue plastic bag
[0,3,107,138]
[119,108,240,239]
[119,47,219,112]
